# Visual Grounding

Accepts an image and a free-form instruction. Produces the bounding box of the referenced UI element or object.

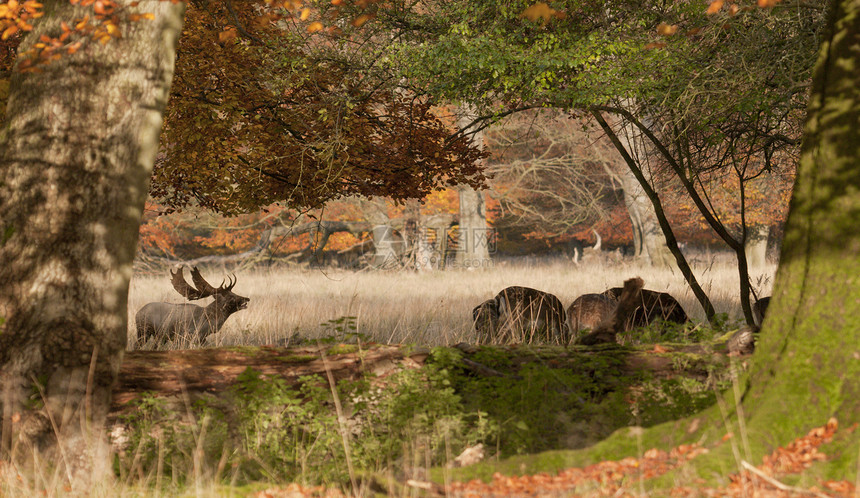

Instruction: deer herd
[135,266,770,349]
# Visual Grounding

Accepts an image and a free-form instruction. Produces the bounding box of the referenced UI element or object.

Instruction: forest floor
[254,417,854,496]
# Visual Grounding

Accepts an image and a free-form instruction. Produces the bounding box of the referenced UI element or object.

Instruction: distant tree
[483,110,619,240]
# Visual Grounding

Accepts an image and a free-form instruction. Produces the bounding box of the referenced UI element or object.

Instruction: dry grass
[127,250,777,349]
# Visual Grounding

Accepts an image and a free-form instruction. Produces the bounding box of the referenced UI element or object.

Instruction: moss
[275,354,317,363]
[225,345,263,355]
[326,344,359,355]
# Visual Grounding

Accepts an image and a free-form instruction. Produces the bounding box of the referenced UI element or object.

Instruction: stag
[472,286,569,345]
[135,266,249,346]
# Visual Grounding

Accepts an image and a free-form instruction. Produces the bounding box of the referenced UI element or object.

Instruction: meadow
[128,249,777,349]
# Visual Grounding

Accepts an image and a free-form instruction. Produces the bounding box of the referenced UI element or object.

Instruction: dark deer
[472,286,569,345]
[602,286,688,329]
[566,293,617,341]
[578,277,645,346]
[135,266,249,346]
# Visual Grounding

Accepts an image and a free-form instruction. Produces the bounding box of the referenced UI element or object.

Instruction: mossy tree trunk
[0,0,185,486]
[737,0,860,459]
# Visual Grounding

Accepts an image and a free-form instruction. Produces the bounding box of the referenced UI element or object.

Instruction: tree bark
[741,0,860,453]
[0,0,185,485]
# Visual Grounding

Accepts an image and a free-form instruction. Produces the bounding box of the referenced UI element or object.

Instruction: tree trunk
[456,107,492,269]
[359,197,404,268]
[0,0,185,485]
[744,224,769,269]
[592,111,717,323]
[618,165,674,268]
[741,0,860,455]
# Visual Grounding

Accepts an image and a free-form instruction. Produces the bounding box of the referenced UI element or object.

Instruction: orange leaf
[520,2,558,23]
[758,0,780,6]
[299,8,310,20]
[706,0,724,15]
[2,25,19,39]
[644,42,666,49]
[351,13,371,27]
[142,12,154,20]
[729,4,739,15]
[218,27,237,43]
[306,21,323,33]
[331,0,342,4]
[39,34,51,42]
[656,22,678,36]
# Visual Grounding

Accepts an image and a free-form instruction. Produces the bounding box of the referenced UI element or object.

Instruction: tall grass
[127,250,777,349]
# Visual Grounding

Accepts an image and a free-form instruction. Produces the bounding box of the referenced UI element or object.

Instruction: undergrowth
[112,317,739,491]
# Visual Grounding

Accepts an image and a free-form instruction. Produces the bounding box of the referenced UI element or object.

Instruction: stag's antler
[170,267,214,300]
[189,267,236,294]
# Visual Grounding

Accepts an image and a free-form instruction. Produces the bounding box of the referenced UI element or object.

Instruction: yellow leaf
[656,22,678,36]
[307,21,323,33]
[142,12,154,20]
[706,0,724,14]
[300,8,310,20]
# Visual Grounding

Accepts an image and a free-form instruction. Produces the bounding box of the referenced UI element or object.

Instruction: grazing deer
[602,286,688,329]
[578,277,645,346]
[472,299,501,344]
[566,293,617,341]
[135,266,249,346]
[472,286,569,345]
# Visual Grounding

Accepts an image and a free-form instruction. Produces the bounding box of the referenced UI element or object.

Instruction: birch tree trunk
[456,107,492,269]
[0,0,185,485]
